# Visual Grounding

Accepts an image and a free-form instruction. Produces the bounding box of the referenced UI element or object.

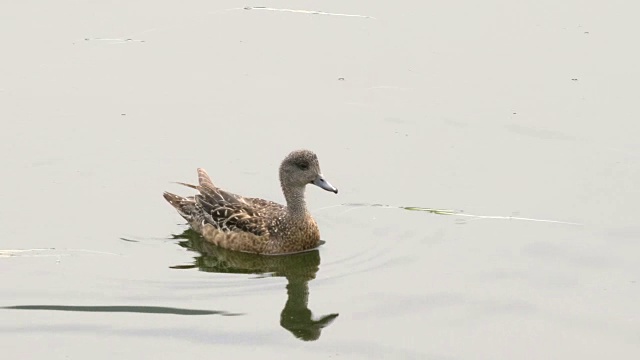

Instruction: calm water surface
[1,1,639,359]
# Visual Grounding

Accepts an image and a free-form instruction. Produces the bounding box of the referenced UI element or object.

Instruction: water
[2,1,640,359]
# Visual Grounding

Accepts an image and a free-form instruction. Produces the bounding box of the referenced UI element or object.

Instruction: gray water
[2,1,639,359]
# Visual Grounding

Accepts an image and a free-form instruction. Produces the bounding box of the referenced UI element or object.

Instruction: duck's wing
[191,168,278,236]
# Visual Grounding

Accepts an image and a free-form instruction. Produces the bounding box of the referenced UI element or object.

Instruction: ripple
[313,206,421,282]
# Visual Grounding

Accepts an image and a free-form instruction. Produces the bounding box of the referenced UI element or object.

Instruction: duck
[163,149,338,255]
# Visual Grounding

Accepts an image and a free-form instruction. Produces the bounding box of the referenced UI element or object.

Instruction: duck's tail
[163,192,198,222]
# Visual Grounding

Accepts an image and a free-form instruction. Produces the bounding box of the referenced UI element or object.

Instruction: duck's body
[163,150,337,255]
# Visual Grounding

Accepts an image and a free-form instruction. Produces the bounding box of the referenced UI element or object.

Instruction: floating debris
[337,203,582,225]
[84,38,145,44]
[243,6,375,19]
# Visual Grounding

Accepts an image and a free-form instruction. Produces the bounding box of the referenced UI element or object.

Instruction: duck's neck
[283,184,309,218]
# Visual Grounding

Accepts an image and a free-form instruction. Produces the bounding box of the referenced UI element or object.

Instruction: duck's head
[279,150,338,194]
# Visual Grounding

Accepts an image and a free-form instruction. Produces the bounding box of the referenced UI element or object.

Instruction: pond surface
[1,1,639,359]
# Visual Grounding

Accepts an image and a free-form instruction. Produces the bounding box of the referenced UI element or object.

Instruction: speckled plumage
[163,150,338,255]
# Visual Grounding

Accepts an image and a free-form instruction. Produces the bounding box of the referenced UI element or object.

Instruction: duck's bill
[313,175,338,194]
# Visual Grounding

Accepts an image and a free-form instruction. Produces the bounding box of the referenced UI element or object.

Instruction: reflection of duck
[172,229,338,341]
[163,150,338,255]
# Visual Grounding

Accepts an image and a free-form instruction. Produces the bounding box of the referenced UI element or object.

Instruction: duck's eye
[297,163,309,170]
